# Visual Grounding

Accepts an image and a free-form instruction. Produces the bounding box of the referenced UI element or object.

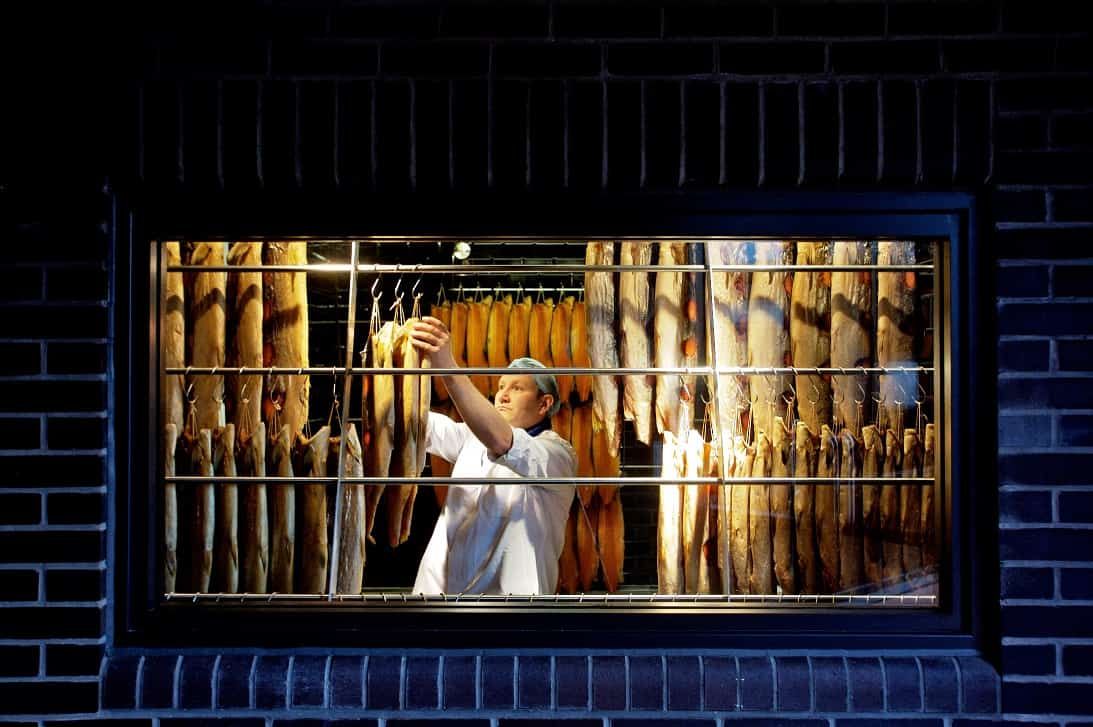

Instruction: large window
[153,235,944,609]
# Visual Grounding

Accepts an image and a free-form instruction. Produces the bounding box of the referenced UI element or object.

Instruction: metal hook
[371,277,382,300]
[855,380,867,406]
[412,276,423,300]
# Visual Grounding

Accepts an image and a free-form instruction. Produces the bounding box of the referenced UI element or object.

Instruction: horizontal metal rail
[166,262,934,274]
[164,475,936,486]
[165,591,937,606]
[165,365,936,376]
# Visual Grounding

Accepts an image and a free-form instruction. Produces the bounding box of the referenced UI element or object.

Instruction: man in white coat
[408,316,577,595]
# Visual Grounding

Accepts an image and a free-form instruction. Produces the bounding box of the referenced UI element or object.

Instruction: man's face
[495,373,552,430]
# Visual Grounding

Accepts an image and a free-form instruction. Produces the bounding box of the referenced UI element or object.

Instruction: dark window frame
[112,190,995,651]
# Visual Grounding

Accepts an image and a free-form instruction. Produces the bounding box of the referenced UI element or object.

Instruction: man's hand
[409,316,456,370]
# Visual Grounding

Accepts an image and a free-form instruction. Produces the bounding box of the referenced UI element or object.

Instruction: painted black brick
[832,41,940,74]
[0,270,42,301]
[1003,644,1056,676]
[664,5,774,37]
[775,657,811,712]
[683,80,720,187]
[47,342,107,375]
[0,645,38,677]
[374,81,412,192]
[842,81,879,183]
[556,654,589,710]
[1000,453,1093,486]
[719,42,826,75]
[1002,528,1093,561]
[0,531,103,563]
[292,655,328,708]
[642,80,680,189]
[998,491,1053,525]
[1054,190,1093,222]
[723,82,760,186]
[612,720,718,727]
[0,419,39,458]
[804,82,839,184]
[442,655,476,710]
[778,3,884,35]
[103,655,141,709]
[405,656,439,710]
[0,493,39,524]
[1060,415,1093,447]
[607,81,642,190]
[609,43,714,76]
[996,227,1093,260]
[254,655,288,704]
[592,655,626,711]
[1063,645,1093,676]
[1059,491,1093,523]
[495,44,600,77]
[329,656,363,708]
[945,39,1056,74]
[997,342,1049,375]
[846,657,884,713]
[45,644,103,677]
[703,656,737,711]
[883,658,923,712]
[392,721,480,727]
[1,455,104,487]
[1005,605,1093,637]
[162,720,264,727]
[482,655,515,710]
[0,382,105,415]
[273,40,378,77]
[45,568,103,602]
[139,655,179,709]
[0,569,36,600]
[216,654,254,709]
[888,0,997,35]
[997,115,1047,151]
[384,42,489,78]
[366,655,402,710]
[0,343,39,375]
[920,79,955,184]
[517,655,550,710]
[997,151,1093,185]
[667,656,701,711]
[629,655,663,710]
[554,5,661,38]
[47,492,104,525]
[1000,376,1093,409]
[997,78,1093,113]
[762,82,800,187]
[811,656,847,712]
[493,80,530,191]
[1061,569,1093,599]
[0,682,99,715]
[179,655,216,709]
[529,80,566,190]
[414,79,450,191]
[998,265,1049,298]
[440,5,548,38]
[45,267,107,302]
[1054,115,1093,148]
[1003,682,1093,715]
[0,305,107,339]
[918,657,958,712]
[739,656,774,711]
[837,721,943,727]
[1054,265,1093,297]
[954,83,991,185]
[880,80,917,184]
[298,82,337,193]
[958,657,999,713]
[331,6,438,39]
[1059,340,1093,372]
[994,192,1047,226]
[451,81,488,190]
[998,412,1052,450]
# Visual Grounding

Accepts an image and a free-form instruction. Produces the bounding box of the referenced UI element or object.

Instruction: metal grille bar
[167,365,936,376]
[164,475,935,486]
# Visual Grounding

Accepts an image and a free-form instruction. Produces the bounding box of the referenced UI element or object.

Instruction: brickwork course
[1,0,1091,723]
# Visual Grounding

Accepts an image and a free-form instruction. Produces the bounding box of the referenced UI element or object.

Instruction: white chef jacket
[412,411,577,595]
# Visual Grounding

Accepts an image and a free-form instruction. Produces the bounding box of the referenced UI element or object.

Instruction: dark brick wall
[3,0,1091,723]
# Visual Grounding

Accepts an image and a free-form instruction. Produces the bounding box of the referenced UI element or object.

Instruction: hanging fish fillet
[162,241,185,594]
[212,423,239,593]
[921,423,937,569]
[901,428,923,574]
[815,424,840,593]
[598,493,625,593]
[790,241,832,435]
[263,242,309,439]
[238,425,267,593]
[508,295,533,363]
[592,418,620,504]
[707,240,750,466]
[701,439,720,595]
[877,241,916,432]
[793,422,818,594]
[586,241,620,457]
[748,430,773,595]
[571,403,595,507]
[550,296,575,402]
[268,425,295,593]
[861,424,884,588]
[657,431,684,594]
[297,425,331,594]
[619,241,654,444]
[682,429,710,594]
[486,294,513,397]
[576,497,600,592]
[335,424,367,594]
[654,242,687,436]
[430,301,452,401]
[227,241,266,595]
[450,300,470,369]
[881,428,903,583]
[682,241,704,381]
[747,241,793,441]
[553,402,573,443]
[190,242,227,431]
[164,423,179,593]
[388,319,430,546]
[466,296,492,397]
[529,297,555,368]
[837,429,863,591]
[571,299,593,404]
[363,322,396,542]
[729,435,753,594]
[830,241,872,432]
[771,418,795,595]
[557,501,580,594]
[190,428,215,593]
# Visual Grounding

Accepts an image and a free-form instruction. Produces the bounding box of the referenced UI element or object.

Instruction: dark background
[1,0,1090,722]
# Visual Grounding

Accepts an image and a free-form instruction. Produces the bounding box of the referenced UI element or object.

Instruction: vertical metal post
[327,240,361,599]
[702,241,732,596]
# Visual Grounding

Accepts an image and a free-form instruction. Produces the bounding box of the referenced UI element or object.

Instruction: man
[408,316,577,595]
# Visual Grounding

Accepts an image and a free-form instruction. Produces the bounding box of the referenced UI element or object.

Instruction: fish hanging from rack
[297,425,331,594]
[334,423,367,594]
[386,309,431,547]
[619,241,654,445]
[837,428,863,592]
[657,431,685,594]
[654,242,688,437]
[486,294,513,397]
[263,242,310,440]
[771,417,795,595]
[707,240,750,468]
[466,295,492,397]
[508,294,533,364]
[430,298,452,401]
[161,241,185,594]
[793,421,819,594]
[586,241,621,457]
[212,423,239,594]
[551,295,575,402]
[571,297,592,404]
[921,423,937,570]
[363,321,396,544]
[862,424,885,588]
[268,424,296,593]
[830,241,872,433]
[747,240,793,443]
[815,424,839,593]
